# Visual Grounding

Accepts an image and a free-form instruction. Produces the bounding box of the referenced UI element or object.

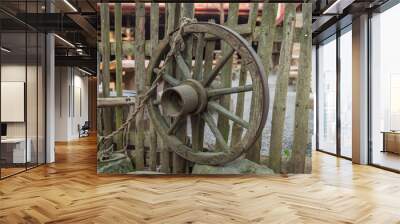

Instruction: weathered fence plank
[191,35,205,151]
[217,3,239,150]
[230,63,247,147]
[149,3,160,171]
[243,3,262,162]
[269,3,296,173]
[100,4,112,141]
[174,3,195,173]
[158,4,173,173]
[100,5,110,98]
[134,2,146,171]
[231,3,257,149]
[258,3,278,79]
[291,3,312,173]
[191,28,206,153]
[247,2,278,163]
[165,3,186,174]
[97,108,103,136]
[114,3,123,150]
[202,20,217,153]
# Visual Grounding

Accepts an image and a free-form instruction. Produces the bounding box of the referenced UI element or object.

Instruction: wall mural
[97,3,313,175]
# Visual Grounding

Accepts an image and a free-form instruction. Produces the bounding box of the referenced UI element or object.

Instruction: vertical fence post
[176,3,195,173]
[269,3,296,173]
[191,21,207,154]
[149,3,159,171]
[247,3,278,163]
[114,3,123,150]
[100,4,112,144]
[291,3,312,173]
[165,3,185,173]
[202,19,217,154]
[258,3,278,77]
[239,3,259,161]
[217,3,239,150]
[159,4,171,173]
[231,3,258,149]
[134,2,146,171]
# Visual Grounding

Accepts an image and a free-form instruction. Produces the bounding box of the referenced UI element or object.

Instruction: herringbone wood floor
[1,136,399,224]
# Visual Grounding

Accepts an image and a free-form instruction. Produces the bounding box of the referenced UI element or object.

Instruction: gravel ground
[260,74,314,157]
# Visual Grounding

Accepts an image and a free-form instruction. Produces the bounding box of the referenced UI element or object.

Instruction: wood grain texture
[1,135,400,223]
[114,3,123,150]
[217,3,239,148]
[149,3,160,172]
[291,3,312,173]
[134,2,146,170]
[99,4,112,147]
[100,4,110,98]
[244,2,262,163]
[166,3,186,174]
[269,4,296,173]
[191,32,206,153]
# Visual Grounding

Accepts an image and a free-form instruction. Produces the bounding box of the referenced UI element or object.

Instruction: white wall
[55,67,89,141]
[1,65,27,138]
[55,67,69,141]
[71,72,89,138]
[1,63,46,164]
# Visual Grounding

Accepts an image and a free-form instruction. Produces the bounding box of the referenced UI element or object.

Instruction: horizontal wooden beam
[97,97,136,108]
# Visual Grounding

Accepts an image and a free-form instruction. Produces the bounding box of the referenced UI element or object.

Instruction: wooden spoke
[201,112,229,152]
[202,47,235,87]
[207,84,253,98]
[163,73,181,86]
[154,68,181,86]
[208,101,249,129]
[193,33,205,80]
[168,115,185,135]
[174,54,191,80]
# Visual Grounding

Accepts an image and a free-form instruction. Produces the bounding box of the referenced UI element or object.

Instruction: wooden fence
[98,2,312,174]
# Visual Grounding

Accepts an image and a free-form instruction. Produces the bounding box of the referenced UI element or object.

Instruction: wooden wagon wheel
[147,22,269,166]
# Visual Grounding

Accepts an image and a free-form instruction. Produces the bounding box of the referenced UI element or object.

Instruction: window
[0,1,47,179]
[370,3,400,171]
[339,28,352,158]
[317,36,337,154]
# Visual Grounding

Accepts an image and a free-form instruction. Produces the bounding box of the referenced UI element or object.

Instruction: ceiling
[0,0,396,73]
[311,0,391,43]
[0,0,97,72]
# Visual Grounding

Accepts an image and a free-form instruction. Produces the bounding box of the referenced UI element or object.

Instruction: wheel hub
[160,79,207,117]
